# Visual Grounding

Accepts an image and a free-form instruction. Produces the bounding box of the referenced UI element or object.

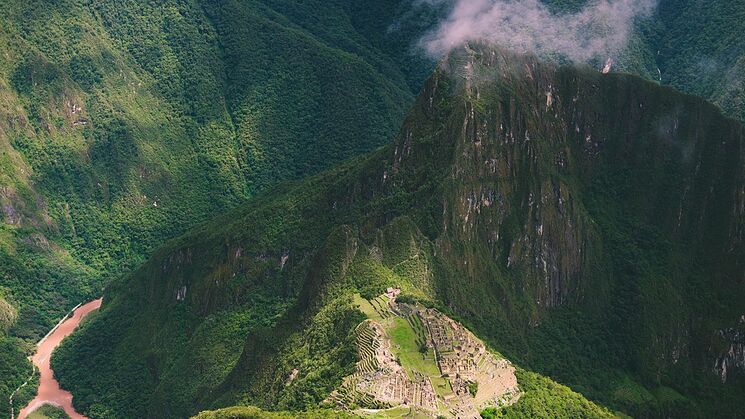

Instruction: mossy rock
[0,296,17,333]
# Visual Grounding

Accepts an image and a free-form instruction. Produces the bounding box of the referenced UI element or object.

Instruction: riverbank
[15,299,102,419]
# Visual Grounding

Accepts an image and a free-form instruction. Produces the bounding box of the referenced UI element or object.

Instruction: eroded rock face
[0,184,55,229]
[387,49,607,315]
[0,296,18,333]
[0,186,21,226]
[442,98,593,309]
[713,318,745,383]
[385,52,593,317]
[387,45,745,377]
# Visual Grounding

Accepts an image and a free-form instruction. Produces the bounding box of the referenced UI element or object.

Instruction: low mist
[417,0,656,63]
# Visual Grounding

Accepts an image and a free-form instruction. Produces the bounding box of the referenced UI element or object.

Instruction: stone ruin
[327,292,520,418]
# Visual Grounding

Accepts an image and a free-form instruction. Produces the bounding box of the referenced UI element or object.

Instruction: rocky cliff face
[714,317,745,383]
[55,45,745,418]
[390,45,743,328]
[431,48,598,311]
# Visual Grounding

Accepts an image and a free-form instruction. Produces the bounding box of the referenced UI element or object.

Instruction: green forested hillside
[0,0,433,414]
[54,47,744,418]
[656,0,745,122]
[2,1,745,418]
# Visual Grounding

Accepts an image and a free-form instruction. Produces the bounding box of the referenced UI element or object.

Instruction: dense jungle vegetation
[1,1,744,418]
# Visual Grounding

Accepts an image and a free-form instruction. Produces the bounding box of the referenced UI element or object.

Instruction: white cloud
[419,0,656,62]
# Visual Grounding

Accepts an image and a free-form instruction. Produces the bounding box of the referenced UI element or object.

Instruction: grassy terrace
[354,294,384,322]
[389,317,439,379]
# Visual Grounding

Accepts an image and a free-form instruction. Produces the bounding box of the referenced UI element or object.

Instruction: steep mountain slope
[54,46,745,418]
[537,0,745,122]
[587,0,745,121]
[656,0,745,122]
[0,0,433,411]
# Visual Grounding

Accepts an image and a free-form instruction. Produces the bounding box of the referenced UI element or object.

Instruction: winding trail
[16,299,102,419]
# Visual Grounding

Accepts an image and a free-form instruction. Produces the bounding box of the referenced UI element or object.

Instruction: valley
[0,1,744,418]
[0,1,434,414]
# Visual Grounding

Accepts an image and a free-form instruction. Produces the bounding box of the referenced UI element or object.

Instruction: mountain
[53,46,745,418]
[2,1,745,417]
[380,0,745,123]
[0,0,437,412]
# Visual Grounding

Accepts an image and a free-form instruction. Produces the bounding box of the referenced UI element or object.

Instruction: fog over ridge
[417,0,657,62]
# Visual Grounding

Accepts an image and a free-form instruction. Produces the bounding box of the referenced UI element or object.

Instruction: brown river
[17,299,102,419]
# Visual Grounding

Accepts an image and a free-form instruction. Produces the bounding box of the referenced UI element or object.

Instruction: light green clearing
[358,406,432,419]
[26,404,70,419]
[354,294,382,321]
[389,317,439,379]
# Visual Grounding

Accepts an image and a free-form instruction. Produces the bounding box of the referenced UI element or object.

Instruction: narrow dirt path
[16,299,102,419]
